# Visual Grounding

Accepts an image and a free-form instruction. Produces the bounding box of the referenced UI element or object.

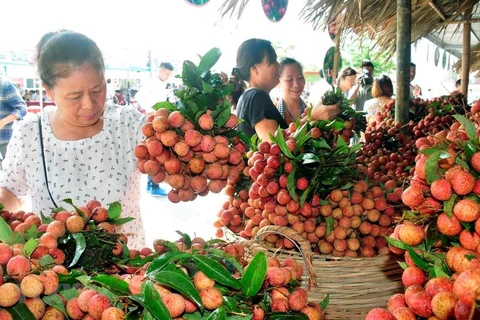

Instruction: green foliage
[342,40,396,74]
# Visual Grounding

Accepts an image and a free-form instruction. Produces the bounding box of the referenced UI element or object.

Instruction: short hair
[456,79,461,87]
[236,38,277,82]
[279,57,303,74]
[36,30,104,89]
[160,62,174,71]
[410,62,416,68]
[339,67,357,79]
[361,61,374,68]
[372,75,394,98]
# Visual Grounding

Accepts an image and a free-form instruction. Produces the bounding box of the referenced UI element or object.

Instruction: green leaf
[198,48,222,78]
[216,106,232,128]
[38,254,55,268]
[298,153,320,164]
[24,238,38,258]
[62,198,85,219]
[295,133,311,151]
[443,194,457,218]
[56,269,84,284]
[202,81,214,93]
[143,280,171,320]
[151,101,177,112]
[207,306,227,320]
[59,287,80,301]
[113,217,135,226]
[152,271,203,309]
[91,275,130,295]
[108,201,122,220]
[43,294,68,317]
[269,313,309,320]
[236,131,255,151]
[432,260,451,278]
[384,237,430,271]
[241,251,267,297]
[453,115,478,144]
[204,248,244,275]
[76,275,118,300]
[275,127,294,158]
[175,231,192,248]
[40,211,54,224]
[398,261,408,269]
[466,142,477,163]
[141,310,154,320]
[420,144,447,155]
[222,296,239,311]
[287,169,297,200]
[319,294,330,311]
[6,303,36,320]
[425,151,449,184]
[193,255,241,289]
[68,233,86,268]
[147,252,192,275]
[182,61,200,87]
[185,100,199,115]
[0,216,13,244]
[461,222,474,231]
[325,216,335,236]
[312,138,331,149]
[128,254,157,267]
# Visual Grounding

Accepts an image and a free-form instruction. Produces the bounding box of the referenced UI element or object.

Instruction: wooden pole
[332,26,341,85]
[462,2,472,95]
[395,0,411,126]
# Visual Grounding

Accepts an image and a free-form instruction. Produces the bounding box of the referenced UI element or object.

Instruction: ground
[140,177,228,246]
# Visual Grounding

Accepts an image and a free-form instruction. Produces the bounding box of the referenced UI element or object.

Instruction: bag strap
[38,116,58,208]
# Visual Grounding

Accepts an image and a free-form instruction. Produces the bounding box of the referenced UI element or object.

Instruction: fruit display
[0,198,330,319]
[368,114,480,318]
[357,94,467,184]
[261,0,288,22]
[134,48,247,203]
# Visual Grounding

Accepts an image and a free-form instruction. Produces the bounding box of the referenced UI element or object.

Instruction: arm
[2,80,27,124]
[255,119,280,142]
[0,188,21,211]
[348,83,361,101]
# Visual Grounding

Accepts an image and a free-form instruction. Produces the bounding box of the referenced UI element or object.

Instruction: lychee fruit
[6,255,31,280]
[0,283,20,307]
[25,297,46,319]
[101,307,125,319]
[430,179,452,201]
[78,289,98,312]
[66,215,85,233]
[87,294,112,319]
[66,297,85,319]
[167,111,185,128]
[0,243,13,265]
[162,293,186,318]
[20,274,44,298]
[450,170,475,195]
[453,198,480,222]
[193,271,215,290]
[199,287,223,310]
[198,113,214,130]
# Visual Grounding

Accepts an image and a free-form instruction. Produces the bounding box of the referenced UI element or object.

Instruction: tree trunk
[462,1,472,95]
[395,0,411,126]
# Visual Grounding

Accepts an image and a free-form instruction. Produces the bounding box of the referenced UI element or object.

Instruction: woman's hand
[306,103,341,122]
[0,188,21,212]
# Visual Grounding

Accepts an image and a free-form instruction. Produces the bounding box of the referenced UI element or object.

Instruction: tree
[341,38,396,75]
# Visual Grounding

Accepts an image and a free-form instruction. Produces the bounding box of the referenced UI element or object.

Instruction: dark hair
[107,78,111,84]
[319,69,324,78]
[36,31,104,89]
[160,62,174,71]
[410,62,416,68]
[236,38,277,82]
[361,61,374,68]
[339,67,357,79]
[227,74,246,110]
[279,57,303,74]
[372,75,393,98]
[456,79,461,87]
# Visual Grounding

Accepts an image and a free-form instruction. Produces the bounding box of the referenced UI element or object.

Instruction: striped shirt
[0,78,27,144]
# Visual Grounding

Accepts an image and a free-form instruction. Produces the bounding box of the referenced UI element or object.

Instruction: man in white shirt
[136,62,174,113]
[135,62,174,196]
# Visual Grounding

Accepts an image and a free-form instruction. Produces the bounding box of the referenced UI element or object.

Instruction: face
[413,86,420,96]
[341,75,356,90]
[364,66,374,77]
[279,64,305,99]
[158,67,172,82]
[253,55,280,91]
[410,66,416,82]
[45,64,106,127]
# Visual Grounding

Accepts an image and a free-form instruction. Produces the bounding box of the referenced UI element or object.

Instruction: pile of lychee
[372,117,480,319]
[135,107,247,203]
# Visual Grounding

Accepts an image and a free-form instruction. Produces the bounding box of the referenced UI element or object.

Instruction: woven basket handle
[254,225,317,284]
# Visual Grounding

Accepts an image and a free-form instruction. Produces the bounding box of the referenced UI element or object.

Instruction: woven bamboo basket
[239,225,405,320]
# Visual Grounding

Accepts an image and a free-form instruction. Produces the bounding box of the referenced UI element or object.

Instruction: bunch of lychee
[377,118,480,319]
[66,289,123,320]
[263,257,323,320]
[135,108,247,203]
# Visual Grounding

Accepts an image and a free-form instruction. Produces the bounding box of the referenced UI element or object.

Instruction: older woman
[0,31,147,248]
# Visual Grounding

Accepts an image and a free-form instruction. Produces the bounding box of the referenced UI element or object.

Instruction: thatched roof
[220,0,480,71]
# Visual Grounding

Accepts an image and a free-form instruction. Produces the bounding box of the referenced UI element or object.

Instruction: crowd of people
[0,31,471,248]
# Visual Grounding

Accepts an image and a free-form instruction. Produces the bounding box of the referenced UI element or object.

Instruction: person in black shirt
[232,39,288,141]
